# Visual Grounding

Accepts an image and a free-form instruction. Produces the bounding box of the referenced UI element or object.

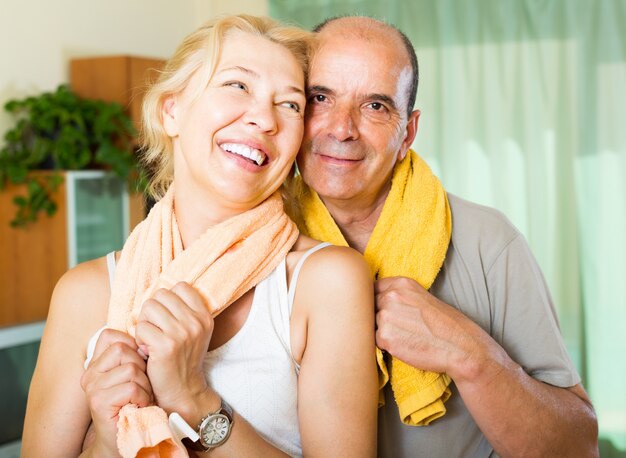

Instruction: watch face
[200,414,231,446]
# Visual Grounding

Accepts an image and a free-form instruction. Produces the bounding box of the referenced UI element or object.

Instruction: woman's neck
[173,184,243,249]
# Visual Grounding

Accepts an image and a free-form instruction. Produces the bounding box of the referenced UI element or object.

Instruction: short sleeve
[486,234,580,387]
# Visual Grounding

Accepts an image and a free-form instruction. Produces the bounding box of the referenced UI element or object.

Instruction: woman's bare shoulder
[288,236,375,367]
[292,235,369,277]
[290,235,373,311]
[46,255,112,341]
[58,254,108,284]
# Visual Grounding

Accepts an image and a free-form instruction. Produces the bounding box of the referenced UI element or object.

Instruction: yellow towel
[107,185,299,457]
[290,149,452,426]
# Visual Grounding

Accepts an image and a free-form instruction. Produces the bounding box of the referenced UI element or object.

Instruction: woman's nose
[243,100,278,134]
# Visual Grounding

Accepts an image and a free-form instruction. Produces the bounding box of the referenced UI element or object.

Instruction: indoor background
[0,0,624,456]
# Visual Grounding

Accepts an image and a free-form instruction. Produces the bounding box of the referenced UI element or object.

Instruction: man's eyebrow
[307,85,334,96]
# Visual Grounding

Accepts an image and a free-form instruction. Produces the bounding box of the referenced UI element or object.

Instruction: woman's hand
[80,328,153,457]
[135,282,215,419]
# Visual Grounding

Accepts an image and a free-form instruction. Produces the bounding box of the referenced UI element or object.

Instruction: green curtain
[271,0,626,453]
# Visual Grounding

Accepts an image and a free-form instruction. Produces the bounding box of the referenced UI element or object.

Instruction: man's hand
[374,276,494,381]
[374,276,598,457]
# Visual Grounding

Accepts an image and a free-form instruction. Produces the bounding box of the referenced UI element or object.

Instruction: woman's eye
[281,101,301,113]
[226,81,247,91]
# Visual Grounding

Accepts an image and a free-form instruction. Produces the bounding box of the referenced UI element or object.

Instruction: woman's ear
[162,96,180,137]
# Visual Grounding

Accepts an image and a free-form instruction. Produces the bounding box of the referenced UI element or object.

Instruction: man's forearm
[374,277,598,456]
[453,336,598,457]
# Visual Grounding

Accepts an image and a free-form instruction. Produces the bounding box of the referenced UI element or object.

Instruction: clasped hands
[80,282,214,455]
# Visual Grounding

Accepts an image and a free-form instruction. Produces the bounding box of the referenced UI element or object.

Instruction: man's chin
[305,178,359,202]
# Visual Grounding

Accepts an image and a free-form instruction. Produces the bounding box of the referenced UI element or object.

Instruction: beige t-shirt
[377,193,579,458]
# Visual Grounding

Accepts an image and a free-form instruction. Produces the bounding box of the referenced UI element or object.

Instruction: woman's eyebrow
[287,86,305,96]
[218,65,259,77]
[218,65,304,96]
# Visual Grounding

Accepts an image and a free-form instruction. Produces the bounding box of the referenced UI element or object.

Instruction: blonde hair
[140,14,314,199]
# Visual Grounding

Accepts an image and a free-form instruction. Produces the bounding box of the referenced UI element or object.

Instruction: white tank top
[91,242,331,457]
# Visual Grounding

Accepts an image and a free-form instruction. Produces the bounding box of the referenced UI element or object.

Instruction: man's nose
[244,100,278,134]
[327,103,359,142]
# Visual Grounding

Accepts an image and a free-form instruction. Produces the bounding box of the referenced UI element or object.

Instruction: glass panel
[74,174,126,264]
[0,340,40,446]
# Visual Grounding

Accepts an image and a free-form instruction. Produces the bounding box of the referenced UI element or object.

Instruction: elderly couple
[23,14,598,458]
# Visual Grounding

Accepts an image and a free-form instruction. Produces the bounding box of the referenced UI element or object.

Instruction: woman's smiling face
[163,30,307,212]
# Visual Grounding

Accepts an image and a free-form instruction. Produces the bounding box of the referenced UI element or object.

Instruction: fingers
[89,378,153,413]
[137,283,209,333]
[374,277,395,294]
[91,340,146,373]
[94,362,152,396]
[138,293,180,335]
[91,328,139,363]
[374,276,427,312]
[81,339,154,423]
[135,282,213,352]
[170,282,208,314]
[82,340,150,394]
[375,276,423,293]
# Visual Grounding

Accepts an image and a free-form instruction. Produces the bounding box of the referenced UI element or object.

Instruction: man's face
[298,31,418,206]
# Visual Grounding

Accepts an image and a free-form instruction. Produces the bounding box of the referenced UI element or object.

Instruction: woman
[22,15,377,457]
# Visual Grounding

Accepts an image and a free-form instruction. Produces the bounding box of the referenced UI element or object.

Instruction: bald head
[313,16,418,117]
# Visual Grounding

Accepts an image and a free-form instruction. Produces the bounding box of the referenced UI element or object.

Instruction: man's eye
[369,102,385,111]
[311,94,327,103]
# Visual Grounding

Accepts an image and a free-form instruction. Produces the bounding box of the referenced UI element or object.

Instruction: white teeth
[221,143,266,166]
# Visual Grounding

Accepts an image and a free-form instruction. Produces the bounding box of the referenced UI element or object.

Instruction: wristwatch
[182,398,235,452]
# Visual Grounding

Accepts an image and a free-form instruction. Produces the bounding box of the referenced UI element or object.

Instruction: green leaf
[13,196,27,206]
[1,83,139,227]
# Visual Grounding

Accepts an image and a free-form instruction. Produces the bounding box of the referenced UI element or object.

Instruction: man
[294,16,599,457]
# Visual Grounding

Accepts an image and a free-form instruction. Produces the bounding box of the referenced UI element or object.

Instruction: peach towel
[106,185,298,457]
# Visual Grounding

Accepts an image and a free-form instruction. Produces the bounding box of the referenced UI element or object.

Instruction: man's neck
[320,184,391,254]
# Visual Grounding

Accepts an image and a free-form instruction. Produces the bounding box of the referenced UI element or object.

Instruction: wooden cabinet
[70,55,165,131]
[0,172,131,327]
[0,173,68,326]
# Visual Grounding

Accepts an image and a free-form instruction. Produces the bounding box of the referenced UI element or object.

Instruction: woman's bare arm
[294,245,378,457]
[22,258,110,457]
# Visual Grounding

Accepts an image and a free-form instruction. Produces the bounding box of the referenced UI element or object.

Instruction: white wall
[193,0,269,27]
[0,0,267,142]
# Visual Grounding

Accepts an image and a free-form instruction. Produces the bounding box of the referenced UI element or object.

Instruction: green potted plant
[0,84,145,227]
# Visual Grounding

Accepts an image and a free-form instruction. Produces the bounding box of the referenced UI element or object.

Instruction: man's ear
[397,109,420,161]
[162,96,179,137]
